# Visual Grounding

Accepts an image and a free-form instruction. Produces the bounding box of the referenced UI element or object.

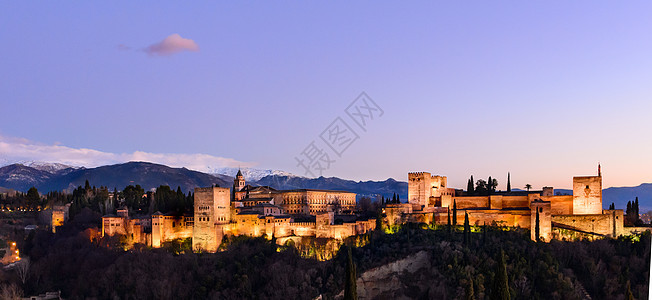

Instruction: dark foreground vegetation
[1,222,649,299]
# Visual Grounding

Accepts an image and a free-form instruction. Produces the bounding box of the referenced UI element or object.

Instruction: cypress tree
[635,197,640,217]
[492,249,510,300]
[396,194,400,203]
[344,246,357,300]
[447,208,452,234]
[470,175,475,194]
[452,200,458,227]
[507,172,511,192]
[488,176,493,195]
[535,209,540,242]
[467,179,474,195]
[464,212,470,245]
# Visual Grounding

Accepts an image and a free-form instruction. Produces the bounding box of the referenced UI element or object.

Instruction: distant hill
[0,162,231,193]
[0,163,56,191]
[1,161,650,210]
[253,175,408,200]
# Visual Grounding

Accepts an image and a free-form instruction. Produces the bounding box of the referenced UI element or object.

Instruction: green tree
[452,200,458,227]
[375,209,383,232]
[447,207,452,234]
[492,249,510,300]
[469,175,475,194]
[487,176,498,194]
[463,212,470,245]
[475,179,488,195]
[467,179,474,195]
[506,172,511,193]
[344,246,357,300]
[535,209,540,242]
[26,187,40,209]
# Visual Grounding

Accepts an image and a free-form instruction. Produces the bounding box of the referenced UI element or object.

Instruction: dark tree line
[466,175,499,196]
[626,197,644,226]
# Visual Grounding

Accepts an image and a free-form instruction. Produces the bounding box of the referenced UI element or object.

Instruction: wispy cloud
[0,135,253,173]
[144,33,199,56]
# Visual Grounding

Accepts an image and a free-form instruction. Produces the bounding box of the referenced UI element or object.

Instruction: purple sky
[1,2,651,190]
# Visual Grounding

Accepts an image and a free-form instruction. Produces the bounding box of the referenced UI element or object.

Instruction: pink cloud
[144,34,199,56]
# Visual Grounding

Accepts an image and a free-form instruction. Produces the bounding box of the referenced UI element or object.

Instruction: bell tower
[234,169,245,192]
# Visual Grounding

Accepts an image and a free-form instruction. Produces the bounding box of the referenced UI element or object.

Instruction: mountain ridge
[0,162,650,212]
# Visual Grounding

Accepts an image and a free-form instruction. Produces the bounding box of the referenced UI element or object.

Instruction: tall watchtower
[193,186,230,252]
[408,172,431,207]
[572,164,603,215]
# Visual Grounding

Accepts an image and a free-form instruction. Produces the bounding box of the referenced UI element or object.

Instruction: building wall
[193,187,230,252]
[151,215,193,247]
[573,176,602,215]
[408,172,431,207]
[102,217,126,236]
[552,212,621,237]
[531,201,552,241]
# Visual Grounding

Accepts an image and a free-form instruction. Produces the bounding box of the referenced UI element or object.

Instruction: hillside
[253,175,408,199]
[0,162,231,193]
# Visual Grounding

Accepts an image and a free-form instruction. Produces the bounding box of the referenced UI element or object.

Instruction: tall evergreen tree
[492,249,511,300]
[344,246,357,300]
[635,197,639,216]
[467,179,474,195]
[447,208,452,234]
[535,209,540,242]
[452,200,458,226]
[396,194,399,203]
[507,172,511,192]
[470,175,475,194]
[463,212,470,245]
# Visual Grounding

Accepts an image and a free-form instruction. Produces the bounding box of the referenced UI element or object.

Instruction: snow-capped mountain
[211,167,299,181]
[22,161,78,174]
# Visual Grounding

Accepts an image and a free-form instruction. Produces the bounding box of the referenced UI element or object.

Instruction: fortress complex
[102,170,374,252]
[387,165,623,241]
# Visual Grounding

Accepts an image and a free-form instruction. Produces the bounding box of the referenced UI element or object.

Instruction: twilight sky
[1,2,651,190]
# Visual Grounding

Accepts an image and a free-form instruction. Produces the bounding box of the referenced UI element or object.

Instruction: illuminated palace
[385,164,624,241]
[102,170,375,252]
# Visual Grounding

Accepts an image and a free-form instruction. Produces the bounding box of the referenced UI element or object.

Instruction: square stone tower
[531,200,551,241]
[193,186,230,252]
[408,172,431,207]
[572,166,602,215]
[408,172,448,207]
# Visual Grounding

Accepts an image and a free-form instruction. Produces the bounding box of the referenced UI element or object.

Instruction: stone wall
[193,187,230,252]
[552,210,623,237]
[573,176,602,215]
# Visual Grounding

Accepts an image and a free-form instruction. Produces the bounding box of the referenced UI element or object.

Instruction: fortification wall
[501,196,529,209]
[552,211,621,237]
[466,210,531,228]
[452,197,489,209]
[544,195,573,215]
